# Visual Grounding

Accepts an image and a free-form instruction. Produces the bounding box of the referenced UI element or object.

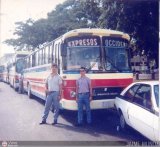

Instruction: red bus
[22,28,133,110]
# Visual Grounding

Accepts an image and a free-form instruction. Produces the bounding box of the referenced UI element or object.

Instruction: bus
[9,51,31,91]
[0,65,5,81]
[1,65,9,83]
[22,28,133,110]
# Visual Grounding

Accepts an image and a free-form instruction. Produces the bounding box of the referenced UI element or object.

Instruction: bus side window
[58,43,60,65]
[58,43,61,73]
[32,53,35,67]
[48,44,52,63]
[45,46,49,64]
[43,48,45,65]
[38,50,41,65]
[35,51,39,66]
[27,57,30,68]
[30,55,32,67]
[52,42,55,63]
[24,59,27,69]
[55,44,58,64]
[41,49,43,65]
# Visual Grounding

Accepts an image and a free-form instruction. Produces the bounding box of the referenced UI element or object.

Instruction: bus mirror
[61,43,67,56]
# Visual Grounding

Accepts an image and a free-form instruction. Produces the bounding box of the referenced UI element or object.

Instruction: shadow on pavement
[30,95,149,142]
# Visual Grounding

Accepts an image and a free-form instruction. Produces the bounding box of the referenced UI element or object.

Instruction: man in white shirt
[40,63,62,125]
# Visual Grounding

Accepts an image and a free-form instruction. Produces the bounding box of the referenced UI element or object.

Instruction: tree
[99,0,159,66]
[4,0,159,67]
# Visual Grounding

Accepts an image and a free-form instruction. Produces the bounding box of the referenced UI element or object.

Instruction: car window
[133,85,152,110]
[154,85,159,107]
[123,84,140,101]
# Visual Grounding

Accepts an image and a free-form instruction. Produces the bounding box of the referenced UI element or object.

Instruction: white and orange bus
[9,51,31,91]
[22,28,133,110]
[1,65,9,83]
[0,65,5,82]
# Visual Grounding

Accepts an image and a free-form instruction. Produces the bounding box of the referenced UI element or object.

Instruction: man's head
[79,67,86,76]
[51,63,58,74]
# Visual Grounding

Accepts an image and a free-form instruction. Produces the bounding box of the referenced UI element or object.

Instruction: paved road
[0,82,148,145]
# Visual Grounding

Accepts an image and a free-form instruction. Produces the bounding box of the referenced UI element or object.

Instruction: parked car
[115,81,159,141]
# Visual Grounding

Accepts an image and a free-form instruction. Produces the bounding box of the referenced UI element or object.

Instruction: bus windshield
[0,66,4,73]
[66,46,100,71]
[63,36,101,72]
[103,37,131,72]
[16,59,26,73]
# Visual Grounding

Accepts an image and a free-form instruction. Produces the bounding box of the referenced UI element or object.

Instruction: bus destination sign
[103,37,128,48]
[67,36,100,47]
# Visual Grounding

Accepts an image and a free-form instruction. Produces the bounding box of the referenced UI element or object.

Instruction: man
[76,67,92,126]
[40,63,62,125]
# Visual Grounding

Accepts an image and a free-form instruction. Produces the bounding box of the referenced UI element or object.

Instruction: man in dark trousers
[76,67,92,126]
[40,63,62,125]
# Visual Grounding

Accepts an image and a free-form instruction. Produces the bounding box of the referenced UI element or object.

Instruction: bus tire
[13,81,18,92]
[27,84,33,99]
[18,85,24,94]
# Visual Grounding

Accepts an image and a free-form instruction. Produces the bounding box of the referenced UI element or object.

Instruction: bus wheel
[18,85,24,94]
[27,84,33,99]
[13,82,18,91]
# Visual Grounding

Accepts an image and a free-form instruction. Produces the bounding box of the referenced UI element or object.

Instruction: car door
[152,85,160,141]
[153,111,160,141]
[122,84,140,126]
[127,84,155,141]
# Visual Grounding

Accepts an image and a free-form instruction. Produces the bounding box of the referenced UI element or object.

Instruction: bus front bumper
[60,98,115,111]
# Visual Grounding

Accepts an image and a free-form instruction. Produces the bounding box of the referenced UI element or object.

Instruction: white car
[115,81,159,141]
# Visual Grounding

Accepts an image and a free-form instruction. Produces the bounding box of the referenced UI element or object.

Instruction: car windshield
[154,85,159,107]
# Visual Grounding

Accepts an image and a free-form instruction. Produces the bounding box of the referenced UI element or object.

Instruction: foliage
[4,0,159,66]
[99,0,158,64]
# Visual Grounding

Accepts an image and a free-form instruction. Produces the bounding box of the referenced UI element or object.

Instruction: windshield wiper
[105,55,122,72]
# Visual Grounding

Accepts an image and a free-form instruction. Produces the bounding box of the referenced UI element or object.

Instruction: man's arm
[58,77,63,100]
[89,79,92,101]
[76,80,79,102]
[45,78,49,96]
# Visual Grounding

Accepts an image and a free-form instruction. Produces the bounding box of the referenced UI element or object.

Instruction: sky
[0,0,66,57]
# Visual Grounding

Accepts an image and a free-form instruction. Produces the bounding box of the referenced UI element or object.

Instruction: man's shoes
[39,120,46,125]
[51,120,57,125]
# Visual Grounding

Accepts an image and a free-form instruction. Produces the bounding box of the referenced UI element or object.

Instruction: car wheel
[119,112,127,131]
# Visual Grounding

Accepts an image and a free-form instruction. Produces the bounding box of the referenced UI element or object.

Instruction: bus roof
[62,28,130,41]
[15,50,32,55]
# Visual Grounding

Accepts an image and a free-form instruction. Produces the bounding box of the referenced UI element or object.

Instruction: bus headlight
[70,91,76,98]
